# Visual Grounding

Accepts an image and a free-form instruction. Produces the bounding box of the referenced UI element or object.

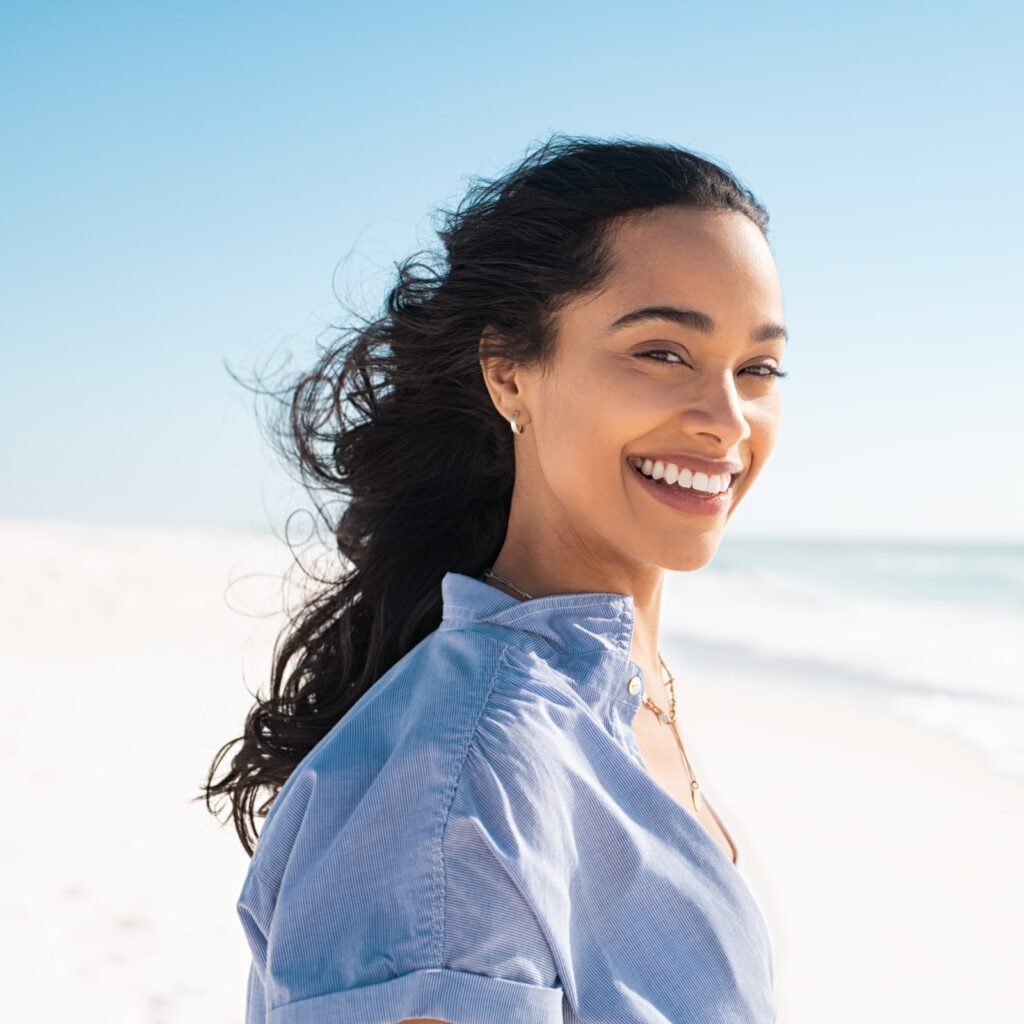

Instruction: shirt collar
[438,570,646,720]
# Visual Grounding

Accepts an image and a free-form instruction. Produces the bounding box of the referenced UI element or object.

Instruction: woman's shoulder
[236,631,568,1020]
[242,633,599,904]
[241,630,540,888]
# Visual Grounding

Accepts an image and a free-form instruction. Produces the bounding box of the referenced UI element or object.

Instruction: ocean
[660,536,1024,781]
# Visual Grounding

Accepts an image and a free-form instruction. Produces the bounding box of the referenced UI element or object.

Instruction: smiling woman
[203,133,786,1024]
[491,201,788,576]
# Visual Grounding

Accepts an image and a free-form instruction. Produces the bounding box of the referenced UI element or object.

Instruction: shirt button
[626,675,643,695]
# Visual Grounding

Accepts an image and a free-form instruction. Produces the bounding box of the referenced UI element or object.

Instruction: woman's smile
[626,455,737,517]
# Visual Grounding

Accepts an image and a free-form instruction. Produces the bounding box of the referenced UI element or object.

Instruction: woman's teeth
[627,457,733,495]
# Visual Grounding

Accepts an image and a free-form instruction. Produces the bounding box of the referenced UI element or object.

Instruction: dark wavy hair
[200,132,770,856]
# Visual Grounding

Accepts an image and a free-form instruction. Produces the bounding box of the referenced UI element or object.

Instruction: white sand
[685,672,1024,1021]
[1,519,1019,1022]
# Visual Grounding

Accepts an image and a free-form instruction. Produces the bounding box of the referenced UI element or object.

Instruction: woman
[204,133,788,1023]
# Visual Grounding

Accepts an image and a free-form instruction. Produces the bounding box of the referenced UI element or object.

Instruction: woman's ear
[478,328,526,422]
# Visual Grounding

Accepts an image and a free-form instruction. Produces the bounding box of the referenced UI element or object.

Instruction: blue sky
[2,1,1021,541]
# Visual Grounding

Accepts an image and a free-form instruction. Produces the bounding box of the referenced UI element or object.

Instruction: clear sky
[2,1,1021,541]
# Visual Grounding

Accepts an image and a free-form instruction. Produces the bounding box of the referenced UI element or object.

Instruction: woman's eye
[638,349,685,364]
[639,351,788,379]
[745,364,789,379]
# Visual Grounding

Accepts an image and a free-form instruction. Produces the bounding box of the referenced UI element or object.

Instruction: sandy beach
[1,518,1019,1022]
[686,670,1024,1022]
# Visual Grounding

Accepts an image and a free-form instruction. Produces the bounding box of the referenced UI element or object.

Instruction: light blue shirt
[237,571,776,1023]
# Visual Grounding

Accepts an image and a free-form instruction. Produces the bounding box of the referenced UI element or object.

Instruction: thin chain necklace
[480,568,703,812]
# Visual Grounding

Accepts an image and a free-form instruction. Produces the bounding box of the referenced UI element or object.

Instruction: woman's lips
[627,459,735,517]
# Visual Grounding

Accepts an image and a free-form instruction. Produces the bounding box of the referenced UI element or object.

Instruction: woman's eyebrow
[607,305,788,345]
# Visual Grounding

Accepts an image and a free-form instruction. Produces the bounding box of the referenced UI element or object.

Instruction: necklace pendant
[692,784,702,812]
[658,710,669,724]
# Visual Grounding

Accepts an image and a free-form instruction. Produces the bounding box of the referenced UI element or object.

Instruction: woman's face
[503,205,786,574]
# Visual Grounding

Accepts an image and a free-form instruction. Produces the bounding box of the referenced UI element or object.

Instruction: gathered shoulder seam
[431,637,516,966]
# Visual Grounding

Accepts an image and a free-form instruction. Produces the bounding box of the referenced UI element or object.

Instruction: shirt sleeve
[237,733,565,1024]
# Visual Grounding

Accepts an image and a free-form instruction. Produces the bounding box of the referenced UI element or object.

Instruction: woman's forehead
[605,207,775,282]
[561,219,782,337]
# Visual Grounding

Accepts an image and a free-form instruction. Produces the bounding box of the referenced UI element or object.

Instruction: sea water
[661,536,1024,781]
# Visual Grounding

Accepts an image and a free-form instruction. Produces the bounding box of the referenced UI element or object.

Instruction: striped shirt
[237,571,777,1023]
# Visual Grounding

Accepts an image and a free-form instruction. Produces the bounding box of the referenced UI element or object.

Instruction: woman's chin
[651,533,724,573]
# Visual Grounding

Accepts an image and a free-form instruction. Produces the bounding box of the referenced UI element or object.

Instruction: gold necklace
[645,651,702,812]
[480,569,702,812]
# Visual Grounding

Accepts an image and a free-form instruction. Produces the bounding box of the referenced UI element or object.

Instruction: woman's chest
[630,717,739,866]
